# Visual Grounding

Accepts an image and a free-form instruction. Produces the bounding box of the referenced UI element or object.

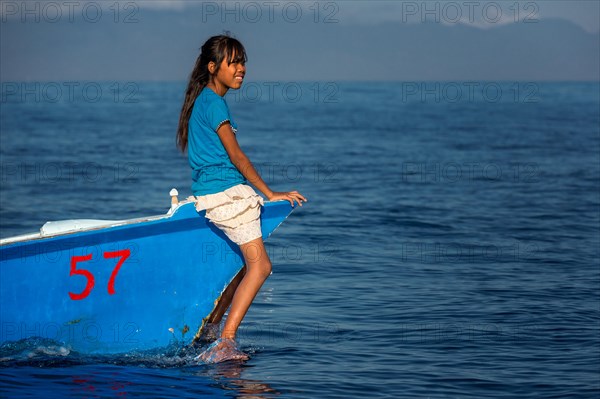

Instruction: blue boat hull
[0,201,293,354]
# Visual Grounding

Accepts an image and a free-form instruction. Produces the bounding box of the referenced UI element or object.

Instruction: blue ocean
[1,81,599,398]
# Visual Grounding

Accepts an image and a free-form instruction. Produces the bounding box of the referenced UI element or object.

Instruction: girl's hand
[267,191,307,208]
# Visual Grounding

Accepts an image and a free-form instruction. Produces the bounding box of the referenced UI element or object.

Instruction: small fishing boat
[0,190,295,354]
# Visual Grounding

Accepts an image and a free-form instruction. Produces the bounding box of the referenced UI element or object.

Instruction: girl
[176,34,306,363]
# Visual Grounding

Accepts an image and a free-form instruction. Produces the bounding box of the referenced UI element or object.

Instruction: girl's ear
[208,61,216,74]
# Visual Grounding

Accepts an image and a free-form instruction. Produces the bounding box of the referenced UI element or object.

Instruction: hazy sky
[1,0,598,81]
[130,0,600,32]
[1,0,599,32]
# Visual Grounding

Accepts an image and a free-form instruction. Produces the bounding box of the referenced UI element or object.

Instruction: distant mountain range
[1,6,598,81]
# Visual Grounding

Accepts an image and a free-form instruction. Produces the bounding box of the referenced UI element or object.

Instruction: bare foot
[196,338,249,364]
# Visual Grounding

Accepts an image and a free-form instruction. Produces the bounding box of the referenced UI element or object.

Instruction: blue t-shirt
[188,87,247,195]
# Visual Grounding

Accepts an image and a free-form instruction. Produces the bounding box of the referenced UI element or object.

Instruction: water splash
[0,336,259,369]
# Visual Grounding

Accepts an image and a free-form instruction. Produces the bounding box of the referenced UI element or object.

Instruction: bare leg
[196,266,246,343]
[197,237,271,363]
[208,266,247,324]
[221,236,272,339]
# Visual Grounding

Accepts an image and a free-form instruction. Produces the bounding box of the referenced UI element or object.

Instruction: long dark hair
[176,34,247,152]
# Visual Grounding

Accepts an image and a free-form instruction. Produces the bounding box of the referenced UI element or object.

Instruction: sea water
[1,82,599,398]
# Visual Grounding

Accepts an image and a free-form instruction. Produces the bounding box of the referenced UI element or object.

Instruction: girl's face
[209,53,246,96]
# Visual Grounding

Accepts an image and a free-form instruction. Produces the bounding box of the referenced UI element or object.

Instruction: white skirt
[191,184,264,245]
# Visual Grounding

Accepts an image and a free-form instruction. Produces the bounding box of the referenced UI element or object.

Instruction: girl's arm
[216,122,307,207]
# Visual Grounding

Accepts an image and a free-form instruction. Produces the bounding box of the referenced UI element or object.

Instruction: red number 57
[69,249,131,300]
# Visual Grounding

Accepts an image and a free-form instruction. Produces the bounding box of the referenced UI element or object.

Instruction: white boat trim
[0,201,191,246]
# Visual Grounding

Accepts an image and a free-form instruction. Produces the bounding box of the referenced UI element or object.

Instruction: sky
[1,1,598,31]
[0,0,599,81]
[117,0,600,32]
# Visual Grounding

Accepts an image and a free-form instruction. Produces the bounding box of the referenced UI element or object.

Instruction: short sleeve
[205,97,231,132]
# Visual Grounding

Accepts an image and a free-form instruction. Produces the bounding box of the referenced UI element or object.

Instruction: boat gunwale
[0,199,286,248]
[0,206,182,247]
